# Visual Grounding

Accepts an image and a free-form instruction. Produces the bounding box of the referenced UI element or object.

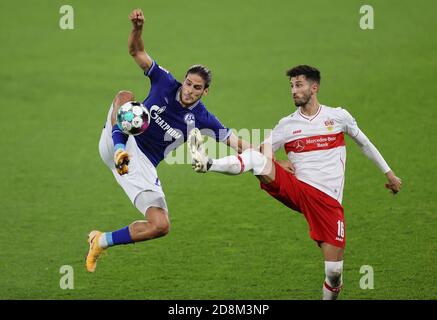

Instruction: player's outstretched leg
[188,128,270,176]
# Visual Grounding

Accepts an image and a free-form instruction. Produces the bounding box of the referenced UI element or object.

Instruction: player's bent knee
[114,90,135,108]
[146,207,170,237]
[116,90,134,97]
[158,222,170,236]
[151,219,170,237]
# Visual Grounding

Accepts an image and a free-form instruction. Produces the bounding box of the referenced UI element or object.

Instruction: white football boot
[188,128,210,173]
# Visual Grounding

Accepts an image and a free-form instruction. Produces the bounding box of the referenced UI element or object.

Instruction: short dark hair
[286,65,321,84]
[185,65,212,88]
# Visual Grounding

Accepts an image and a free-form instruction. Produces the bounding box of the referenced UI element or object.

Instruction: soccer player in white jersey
[85,9,250,272]
[189,65,402,300]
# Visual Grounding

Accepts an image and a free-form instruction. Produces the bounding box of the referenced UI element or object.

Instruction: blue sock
[105,226,133,247]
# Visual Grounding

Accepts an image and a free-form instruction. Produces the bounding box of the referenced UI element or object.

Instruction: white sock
[209,149,267,175]
[98,232,110,249]
[322,260,344,300]
[210,156,242,175]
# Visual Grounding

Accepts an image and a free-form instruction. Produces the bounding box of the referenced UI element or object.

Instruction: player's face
[181,73,208,106]
[290,75,315,107]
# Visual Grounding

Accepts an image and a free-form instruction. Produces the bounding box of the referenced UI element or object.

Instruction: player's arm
[128,9,153,72]
[225,132,252,153]
[343,110,402,194]
[350,130,401,194]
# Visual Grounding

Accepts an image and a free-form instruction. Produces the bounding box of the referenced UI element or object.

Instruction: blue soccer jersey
[133,61,231,167]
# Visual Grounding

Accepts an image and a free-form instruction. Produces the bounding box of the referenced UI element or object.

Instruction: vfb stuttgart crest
[324,119,335,132]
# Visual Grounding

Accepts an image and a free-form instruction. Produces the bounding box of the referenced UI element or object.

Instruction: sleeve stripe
[144,60,156,77]
[219,128,232,141]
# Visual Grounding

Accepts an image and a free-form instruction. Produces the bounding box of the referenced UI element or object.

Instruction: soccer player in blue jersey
[85,8,250,272]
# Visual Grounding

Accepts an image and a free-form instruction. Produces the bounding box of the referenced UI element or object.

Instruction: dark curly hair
[286,65,321,84]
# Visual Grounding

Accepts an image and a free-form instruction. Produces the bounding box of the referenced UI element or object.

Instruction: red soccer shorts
[260,161,346,248]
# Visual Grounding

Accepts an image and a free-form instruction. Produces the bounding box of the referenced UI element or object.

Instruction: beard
[293,91,312,107]
[180,90,199,106]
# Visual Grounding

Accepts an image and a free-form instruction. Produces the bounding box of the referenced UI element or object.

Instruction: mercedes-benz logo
[294,139,305,152]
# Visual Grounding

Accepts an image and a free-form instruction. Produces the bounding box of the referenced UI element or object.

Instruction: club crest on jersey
[184,113,195,125]
[324,119,335,132]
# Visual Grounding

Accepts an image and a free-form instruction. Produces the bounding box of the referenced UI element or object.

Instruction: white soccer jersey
[267,105,374,204]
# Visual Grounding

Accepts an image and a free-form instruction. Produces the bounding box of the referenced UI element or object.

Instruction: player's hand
[129,9,144,30]
[385,171,402,194]
[114,149,130,175]
[276,159,295,175]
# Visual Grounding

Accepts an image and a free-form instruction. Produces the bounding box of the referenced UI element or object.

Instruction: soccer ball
[116,101,151,136]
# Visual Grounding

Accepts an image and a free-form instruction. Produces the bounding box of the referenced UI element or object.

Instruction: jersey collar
[298,105,322,121]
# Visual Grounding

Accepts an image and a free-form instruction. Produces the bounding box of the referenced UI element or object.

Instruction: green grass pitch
[0,0,436,299]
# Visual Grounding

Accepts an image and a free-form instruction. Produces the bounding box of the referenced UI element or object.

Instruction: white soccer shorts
[98,105,168,215]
